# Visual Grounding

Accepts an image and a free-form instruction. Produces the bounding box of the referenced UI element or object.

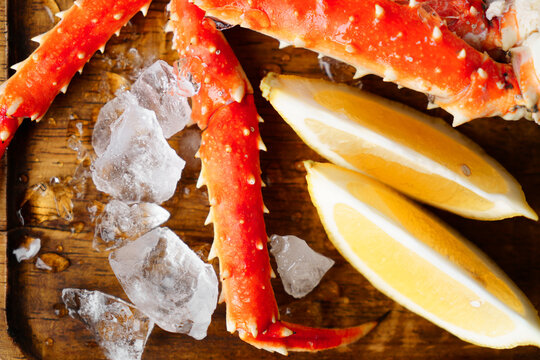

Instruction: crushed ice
[91,104,185,203]
[109,227,218,340]
[94,200,170,251]
[270,234,335,298]
[13,237,41,262]
[62,288,154,360]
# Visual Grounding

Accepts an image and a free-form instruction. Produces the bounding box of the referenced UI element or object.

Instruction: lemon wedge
[304,161,540,348]
[261,73,537,220]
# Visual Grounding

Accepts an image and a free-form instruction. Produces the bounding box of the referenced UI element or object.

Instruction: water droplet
[44,337,54,346]
[470,300,482,308]
[53,303,67,317]
[70,221,85,233]
[19,177,76,224]
[35,253,70,273]
[461,164,472,176]
[56,245,64,252]
[18,173,28,184]
[294,160,305,172]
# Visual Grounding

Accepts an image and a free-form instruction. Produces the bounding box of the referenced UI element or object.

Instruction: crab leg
[193,0,529,125]
[169,0,378,353]
[0,0,152,158]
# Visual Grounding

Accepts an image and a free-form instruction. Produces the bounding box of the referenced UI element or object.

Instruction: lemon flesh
[261,73,537,220]
[305,161,540,348]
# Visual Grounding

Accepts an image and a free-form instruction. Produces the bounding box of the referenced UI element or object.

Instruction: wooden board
[1,0,540,359]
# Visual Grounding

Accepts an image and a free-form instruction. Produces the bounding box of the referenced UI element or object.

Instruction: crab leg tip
[257,115,264,123]
[263,204,270,213]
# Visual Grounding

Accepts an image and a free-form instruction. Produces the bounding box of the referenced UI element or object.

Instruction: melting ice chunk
[131,60,194,138]
[94,200,170,252]
[13,237,41,262]
[91,104,185,204]
[270,234,335,299]
[62,288,154,360]
[93,92,139,157]
[109,227,218,340]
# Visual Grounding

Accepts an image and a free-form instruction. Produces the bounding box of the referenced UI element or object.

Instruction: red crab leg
[169,0,378,353]
[411,0,502,50]
[0,0,152,158]
[193,0,529,125]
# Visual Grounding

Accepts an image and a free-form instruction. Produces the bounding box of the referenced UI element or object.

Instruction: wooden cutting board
[1,0,539,359]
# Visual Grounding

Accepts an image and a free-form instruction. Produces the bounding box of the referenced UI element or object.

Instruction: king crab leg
[194,0,530,126]
[169,0,378,353]
[0,0,152,158]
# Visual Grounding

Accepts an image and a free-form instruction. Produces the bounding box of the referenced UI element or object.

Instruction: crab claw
[239,320,379,355]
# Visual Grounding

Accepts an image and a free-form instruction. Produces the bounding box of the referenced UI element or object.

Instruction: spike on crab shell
[164,21,174,33]
[257,137,267,151]
[208,242,218,260]
[196,168,206,188]
[0,130,10,142]
[99,44,106,53]
[354,67,370,79]
[31,33,46,45]
[257,115,264,123]
[55,10,67,19]
[427,102,439,110]
[249,324,259,338]
[452,114,471,127]
[204,208,214,225]
[6,97,23,116]
[60,83,69,94]
[226,316,237,333]
[10,61,25,72]
[278,40,291,49]
[231,85,245,103]
[263,204,269,213]
[140,3,150,16]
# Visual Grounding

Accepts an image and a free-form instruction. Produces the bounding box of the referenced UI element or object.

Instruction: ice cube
[91,104,185,204]
[62,288,154,360]
[13,237,41,262]
[94,200,170,252]
[109,227,218,340]
[93,91,139,157]
[131,60,193,138]
[270,234,335,299]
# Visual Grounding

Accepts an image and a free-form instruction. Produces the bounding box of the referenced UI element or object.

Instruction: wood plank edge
[0,0,30,357]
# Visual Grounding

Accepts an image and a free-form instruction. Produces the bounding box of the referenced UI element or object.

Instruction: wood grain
[1,0,540,359]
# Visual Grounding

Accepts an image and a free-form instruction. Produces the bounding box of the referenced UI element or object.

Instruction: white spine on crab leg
[196,165,206,188]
